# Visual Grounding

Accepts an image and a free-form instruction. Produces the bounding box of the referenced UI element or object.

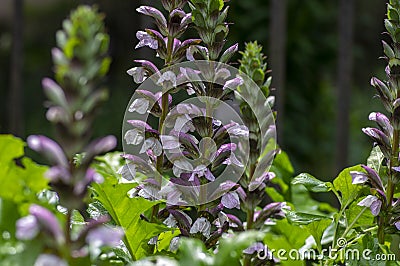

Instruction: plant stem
[335,206,367,249]
[378,216,385,244]
[246,209,254,230]
[206,99,213,137]
[243,164,256,266]
[64,209,72,262]
[332,202,347,250]
[389,128,399,208]
[65,209,72,245]
[378,117,400,243]
[151,33,175,223]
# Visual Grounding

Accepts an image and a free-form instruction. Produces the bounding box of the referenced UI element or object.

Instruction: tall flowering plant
[236,42,288,265]
[116,0,285,260]
[350,0,400,243]
[289,1,400,264]
[123,0,246,248]
[14,6,122,265]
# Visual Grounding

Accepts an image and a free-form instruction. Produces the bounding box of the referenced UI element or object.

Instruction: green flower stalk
[237,42,287,265]
[15,6,122,265]
[189,0,230,60]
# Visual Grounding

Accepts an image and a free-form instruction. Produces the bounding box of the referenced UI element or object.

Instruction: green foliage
[0,135,49,264]
[345,203,374,228]
[286,211,332,255]
[292,173,331,193]
[265,219,309,249]
[239,41,271,95]
[271,150,294,180]
[92,177,169,260]
[264,219,309,266]
[304,219,332,252]
[55,5,110,83]
[131,231,264,266]
[332,165,366,207]
[367,146,386,177]
[213,231,264,266]
[0,135,48,212]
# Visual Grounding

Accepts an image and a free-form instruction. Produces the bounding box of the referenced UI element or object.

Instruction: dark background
[0,0,388,181]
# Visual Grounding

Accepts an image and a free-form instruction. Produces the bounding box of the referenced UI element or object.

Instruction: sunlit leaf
[92,177,169,260]
[292,173,331,193]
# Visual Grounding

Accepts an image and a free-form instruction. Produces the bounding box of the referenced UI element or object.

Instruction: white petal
[190,217,211,238]
[140,138,155,154]
[129,98,149,114]
[152,139,163,156]
[169,236,180,252]
[158,71,177,87]
[227,123,249,138]
[174,114,192,132]
[163,214,178,228]
[357,195,378,207]
[160,135,180,149]
[221,192,240,209]
[186,84,196,95]
[223,154,244,167]
[126,67,146,83]
[124,129,144,145]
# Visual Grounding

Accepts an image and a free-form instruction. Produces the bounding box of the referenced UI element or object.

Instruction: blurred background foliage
[0,0,388,180]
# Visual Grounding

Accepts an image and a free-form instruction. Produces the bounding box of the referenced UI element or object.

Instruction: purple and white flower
[136,31,158,50]
[190,217,211,238]
[221,191,240,209]
[357,195,382,216]
[189,165,215,182]
[127,67,147,84]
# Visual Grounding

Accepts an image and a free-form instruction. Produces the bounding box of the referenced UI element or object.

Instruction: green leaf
[292,173,331,193]
[264,219,308,266]
[156,230,180,253]
[92,177,169,260]
[191,10,205,28]
[284,211,332,253]
[271,150,294,185]
[0,134,24,161]
[266,219,310,249]
[0,200,20,236]
[265,187,285,202]
[291,184,337,214]
[304,219,332,252]
[178,238,210,266]
[347,233,396,266]
[383,41,395,59]
[367,146,385,176]
[92,152,124,181]
[214,231,264,266]
[286,211,330,225]
[0,135,48,211]
[177,231,265,266]
[208,0,224,12]
[333,165,365,207]
[345,203,374,228]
